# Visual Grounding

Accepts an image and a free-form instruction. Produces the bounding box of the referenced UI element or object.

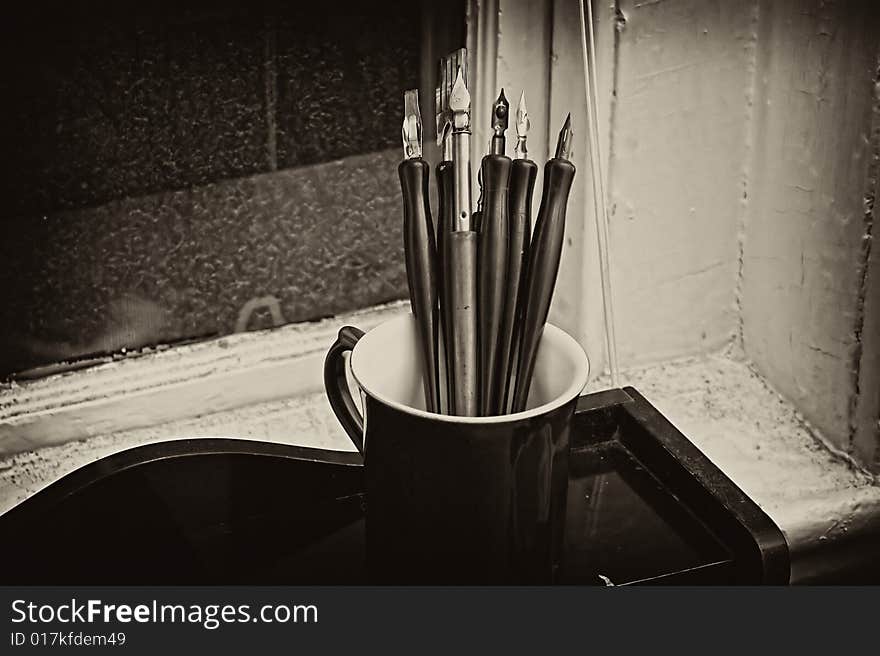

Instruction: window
[0,0,464,378]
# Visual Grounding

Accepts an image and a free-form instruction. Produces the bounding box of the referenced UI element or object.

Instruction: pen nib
[515,90,530,160]
[402,89,422,159]
[434,86,444,148]
[490,88,509,155]
[449,67,471,130]
[554,113,573,160]
[492,88,509,135]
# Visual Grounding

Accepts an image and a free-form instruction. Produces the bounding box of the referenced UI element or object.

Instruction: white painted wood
[545,0,757,375]
[603,0,753,367]
[742,0,880,453]
[0,302,408,456]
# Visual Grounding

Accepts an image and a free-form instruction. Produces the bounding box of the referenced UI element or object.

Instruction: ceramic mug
[323,313,589,583]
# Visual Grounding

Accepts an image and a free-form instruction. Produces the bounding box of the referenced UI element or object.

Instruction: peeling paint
[849,53,880,463]
[735,0,762,359]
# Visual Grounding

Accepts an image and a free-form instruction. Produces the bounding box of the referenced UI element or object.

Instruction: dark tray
[0,387,789,584]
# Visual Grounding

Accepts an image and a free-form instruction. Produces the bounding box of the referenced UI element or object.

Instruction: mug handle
[323,325,366,454]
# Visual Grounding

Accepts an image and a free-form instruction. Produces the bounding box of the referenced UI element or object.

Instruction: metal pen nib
[449,67,471,130]
[402,89,422,159]
[491,88,509,155]
[515,90,531,160]
[438,50,466,160]
[554,113,573,160]
[436,86,452,161]
[449,65,472,232]
[434,86,443,148]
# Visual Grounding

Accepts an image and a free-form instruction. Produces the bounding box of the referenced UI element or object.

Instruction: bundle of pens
[398,48,575,417]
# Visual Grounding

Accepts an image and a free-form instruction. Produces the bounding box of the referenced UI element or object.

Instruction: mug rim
[349,313,590,424]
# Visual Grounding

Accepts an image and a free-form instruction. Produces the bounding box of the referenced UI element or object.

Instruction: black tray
[0,387,789,584]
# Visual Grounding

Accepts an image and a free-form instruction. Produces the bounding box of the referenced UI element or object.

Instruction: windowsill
[0,301,410,455]
[611,351,880,583]
[1,305,878,583]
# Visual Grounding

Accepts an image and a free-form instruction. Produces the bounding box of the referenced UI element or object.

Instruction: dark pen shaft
[477,154,511,415]
[510,157,576,413]
[399,158,441,413]
[436,159,455,414]
[498,158,537,413]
